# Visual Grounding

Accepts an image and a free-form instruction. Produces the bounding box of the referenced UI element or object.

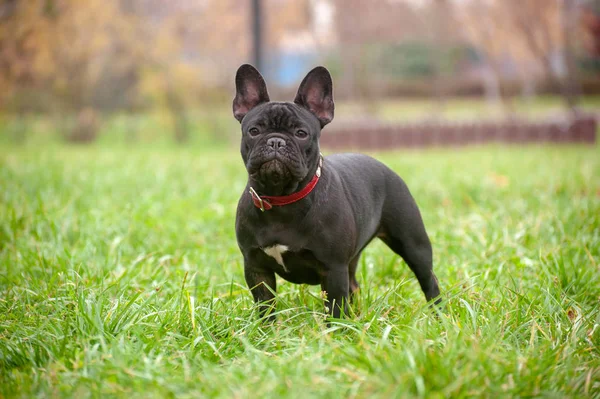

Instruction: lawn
[1,142,599,398]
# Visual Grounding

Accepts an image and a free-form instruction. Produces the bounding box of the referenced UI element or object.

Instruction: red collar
[249,156,323,211]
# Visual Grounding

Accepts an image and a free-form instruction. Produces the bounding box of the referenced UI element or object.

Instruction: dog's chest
[261,244,322,284]
[263,244,289,271]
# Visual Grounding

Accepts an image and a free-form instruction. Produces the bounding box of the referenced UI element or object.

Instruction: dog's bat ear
[294,66,334,128]
[233,64,270,123]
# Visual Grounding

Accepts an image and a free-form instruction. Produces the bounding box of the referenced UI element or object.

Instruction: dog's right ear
[232,64,270,123]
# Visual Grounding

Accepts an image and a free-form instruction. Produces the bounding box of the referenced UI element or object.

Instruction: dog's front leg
[244,263,277,322]
[321,264,350,319]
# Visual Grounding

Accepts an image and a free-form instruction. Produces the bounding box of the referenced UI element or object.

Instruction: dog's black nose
[267,137,286,150]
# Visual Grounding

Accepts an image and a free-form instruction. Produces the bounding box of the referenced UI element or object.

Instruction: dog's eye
[248,128,260,137]
[295,130,308,139]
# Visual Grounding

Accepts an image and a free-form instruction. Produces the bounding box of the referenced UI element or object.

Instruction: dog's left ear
[233,64,270,123]
[294,66,334,128]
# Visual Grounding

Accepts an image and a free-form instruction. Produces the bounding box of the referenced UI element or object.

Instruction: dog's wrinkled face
[240,102,321,195]
[233,64,334,196]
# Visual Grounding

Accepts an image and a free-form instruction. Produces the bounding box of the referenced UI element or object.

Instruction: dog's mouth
[248,157,303,196]
[249,159,293,194]
[256,159,292,183]
[247,143,310,195]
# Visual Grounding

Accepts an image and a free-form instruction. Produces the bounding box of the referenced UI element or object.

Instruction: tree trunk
[561,0,580,114]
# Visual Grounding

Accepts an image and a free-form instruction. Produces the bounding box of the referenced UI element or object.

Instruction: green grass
[1,143,599,398]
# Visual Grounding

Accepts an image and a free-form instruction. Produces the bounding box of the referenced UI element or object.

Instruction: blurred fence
[320,115,597,150]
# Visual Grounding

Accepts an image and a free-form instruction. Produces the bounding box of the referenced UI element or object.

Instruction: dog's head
[232,64,334,196]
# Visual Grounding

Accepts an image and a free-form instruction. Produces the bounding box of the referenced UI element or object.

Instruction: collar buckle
[316,155,323,177]
[249,186,265,212]
[249,154,323,211]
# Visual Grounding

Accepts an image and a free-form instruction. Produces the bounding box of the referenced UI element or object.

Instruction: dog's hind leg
[380,233,440,303]
[378,182,441,303]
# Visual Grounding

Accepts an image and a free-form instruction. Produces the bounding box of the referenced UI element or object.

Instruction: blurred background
[0,0,599,146]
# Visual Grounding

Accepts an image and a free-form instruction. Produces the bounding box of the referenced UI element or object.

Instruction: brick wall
[320,116,597,150]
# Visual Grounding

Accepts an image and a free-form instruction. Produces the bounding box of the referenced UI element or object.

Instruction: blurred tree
[561,0,580,111]
[460,0,584,113]
[430,0,457,115]
[581,0,600,76]
[583,7,600,56]
[0,1,51,112]
[0,0,144,141]
[458,0,516,114]
[0,0,220,143]
[379,42,436,79]
[334,0,433,113]
[505,0,581,110]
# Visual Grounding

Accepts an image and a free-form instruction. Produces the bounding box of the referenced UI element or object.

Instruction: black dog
[233,64,440,320]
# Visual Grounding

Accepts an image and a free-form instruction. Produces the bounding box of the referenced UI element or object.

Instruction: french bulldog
[233,64,440,320]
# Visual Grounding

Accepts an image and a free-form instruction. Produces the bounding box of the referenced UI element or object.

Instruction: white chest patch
[263,245,289,272]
